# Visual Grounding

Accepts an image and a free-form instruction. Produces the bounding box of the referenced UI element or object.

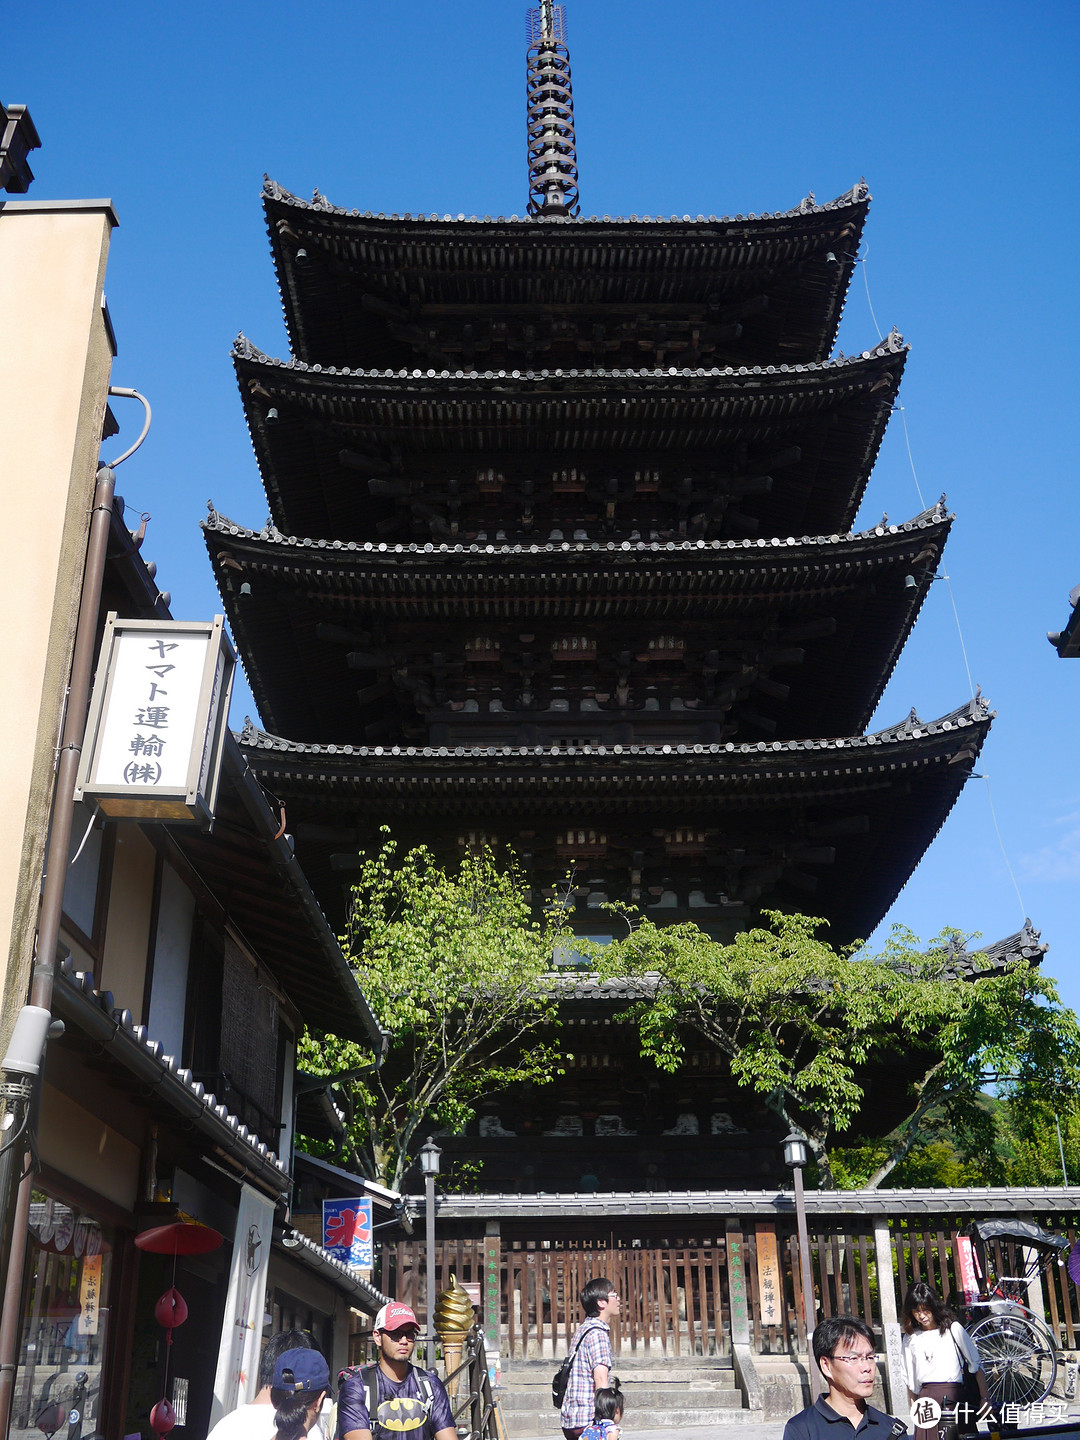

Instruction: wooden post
[874,1217,906,1418]
[792,1165,821,1399]
[484,1221,501,1385]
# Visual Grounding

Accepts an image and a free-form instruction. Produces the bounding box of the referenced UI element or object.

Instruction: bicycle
[958,1219,1073,1412]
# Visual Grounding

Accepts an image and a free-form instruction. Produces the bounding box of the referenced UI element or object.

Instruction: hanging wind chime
[134,1222,224,1435]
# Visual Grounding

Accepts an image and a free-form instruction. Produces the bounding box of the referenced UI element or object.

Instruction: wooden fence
[382,1216,1080,1360]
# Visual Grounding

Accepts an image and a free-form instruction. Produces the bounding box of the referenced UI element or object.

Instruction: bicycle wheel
[969,1313,1058,1409]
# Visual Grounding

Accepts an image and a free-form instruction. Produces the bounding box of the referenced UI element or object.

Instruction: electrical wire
[980,772,1028,923]
[0,1104,29,1161]
[861,244,885,342]
[69,808,97,868]
[858,252,1028,925]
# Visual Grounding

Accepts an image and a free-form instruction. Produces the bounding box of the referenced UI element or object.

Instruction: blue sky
[10,1,1080,998]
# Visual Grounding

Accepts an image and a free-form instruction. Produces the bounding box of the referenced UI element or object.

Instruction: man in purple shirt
[560,1279,620,1440]
[338,1303,456,1440]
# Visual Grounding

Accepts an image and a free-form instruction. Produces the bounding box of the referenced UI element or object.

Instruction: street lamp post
[419,1137,442,1369]
[783,1131,820,1399]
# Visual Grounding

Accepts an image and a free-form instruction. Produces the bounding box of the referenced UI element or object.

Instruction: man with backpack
[558,1279,620,1440]
[337,1302,456,1440]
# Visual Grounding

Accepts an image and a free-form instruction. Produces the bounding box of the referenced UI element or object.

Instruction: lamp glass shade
[419,1137,442,1177]
[782,1132,808,1168]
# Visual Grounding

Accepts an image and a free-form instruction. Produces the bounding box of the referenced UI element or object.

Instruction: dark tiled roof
[236,698,991,946]
[54,959,292,1193]
[422,1184,1080,1221]
[278,1229,390,1312]
[233,335,906,543]
[1048,582,1080,658]
[262,178,870,370]
[203,504,951,745]
[262,175,870,228]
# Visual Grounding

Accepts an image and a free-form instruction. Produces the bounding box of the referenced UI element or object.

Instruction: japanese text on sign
[78,1253,103,1335]
[91,634,208,789]
[322,1198,373,1270]
[754,1224,782,1327]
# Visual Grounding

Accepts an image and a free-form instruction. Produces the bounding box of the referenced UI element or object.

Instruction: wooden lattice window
[643,635,686,662]
[552,466,586,493]
[551,635,597,661]
[465,635,500,663]
[555,828,608,858]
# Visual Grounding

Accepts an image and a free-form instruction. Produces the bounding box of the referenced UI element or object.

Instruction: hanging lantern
[149,1399,176,1436]
[136,1221,222,1436]
[154,1287,189,1340]
[135,1222,223,1255]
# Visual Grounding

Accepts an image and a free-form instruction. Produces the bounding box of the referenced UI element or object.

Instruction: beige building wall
[0,200,117,1052]
[37,1083,140,1212]
[98,823,157,1021]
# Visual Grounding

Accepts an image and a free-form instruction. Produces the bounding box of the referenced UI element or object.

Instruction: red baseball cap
[374,1302,420,1332]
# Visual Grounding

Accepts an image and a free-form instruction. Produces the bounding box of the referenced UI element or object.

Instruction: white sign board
[210,1184,275,1426]
[76,616,234,824]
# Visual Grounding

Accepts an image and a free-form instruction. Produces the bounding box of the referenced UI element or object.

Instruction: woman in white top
[901,1282,986,1440]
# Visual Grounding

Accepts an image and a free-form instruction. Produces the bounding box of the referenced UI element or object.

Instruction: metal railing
[443,1328,500,1440]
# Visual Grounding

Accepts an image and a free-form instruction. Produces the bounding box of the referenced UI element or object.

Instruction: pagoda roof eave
[203,498,947,568]
[202,505,951,743]
[234,335,906,542]
[237,696,990,775]
[262,178,870,369]
[234,327,904,388]
[236,698,993,947]
[263,175,871,231]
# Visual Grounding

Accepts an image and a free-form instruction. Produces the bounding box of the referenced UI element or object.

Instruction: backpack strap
[415,1371,435,1416]
[362,1364,381,1434]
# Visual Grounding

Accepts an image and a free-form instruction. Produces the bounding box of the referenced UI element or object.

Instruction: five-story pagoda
[206,2,989,949]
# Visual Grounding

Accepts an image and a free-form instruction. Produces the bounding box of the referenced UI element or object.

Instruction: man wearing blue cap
[338,1303,455,1440]
[208,1331,324,1440]
[271,1349,332,1440]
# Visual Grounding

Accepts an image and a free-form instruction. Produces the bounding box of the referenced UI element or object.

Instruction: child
[580,1382,623,1440]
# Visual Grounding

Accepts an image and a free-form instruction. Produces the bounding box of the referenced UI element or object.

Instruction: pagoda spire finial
[526,3,580,218]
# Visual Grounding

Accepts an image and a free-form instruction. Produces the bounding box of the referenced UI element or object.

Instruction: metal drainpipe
[0,387,149,1440]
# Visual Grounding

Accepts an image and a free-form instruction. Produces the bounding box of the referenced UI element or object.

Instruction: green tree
[297,835,567,1190]
[592,911,1080,1189]
[996,1095,1080,1187]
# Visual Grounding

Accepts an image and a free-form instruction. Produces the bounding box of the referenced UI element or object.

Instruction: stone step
[499,1384,743,1410]
[501,1372,737,1393]
[500,1406,763,1437]
[503,1364,734,1386]
[506,1357,733,1370]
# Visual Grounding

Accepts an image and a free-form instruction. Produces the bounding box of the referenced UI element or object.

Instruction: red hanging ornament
[154,1287,188,1337]
[150,1399,176,1436]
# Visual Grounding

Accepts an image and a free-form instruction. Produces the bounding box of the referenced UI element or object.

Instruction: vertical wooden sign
[484,1224,501,1378]
[726,1227,750,1345]
[755,1224,782,1327]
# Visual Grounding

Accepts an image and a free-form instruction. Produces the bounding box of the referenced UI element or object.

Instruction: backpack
[551,1323,601,1410]
[336,1362,436,1439]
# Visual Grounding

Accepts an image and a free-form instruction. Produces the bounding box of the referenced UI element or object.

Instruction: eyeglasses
[829,1353,877,1369]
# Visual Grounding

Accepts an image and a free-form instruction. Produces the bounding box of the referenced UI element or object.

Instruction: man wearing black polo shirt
[784,1316,906,1440]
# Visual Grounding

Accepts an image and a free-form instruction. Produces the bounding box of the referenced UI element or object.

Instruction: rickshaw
[958,1219,1072,1410]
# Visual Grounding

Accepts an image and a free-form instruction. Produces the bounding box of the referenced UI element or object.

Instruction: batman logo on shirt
[376,1397,430,1432]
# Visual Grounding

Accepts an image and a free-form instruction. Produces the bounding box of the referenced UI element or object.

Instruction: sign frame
[321,1197,374,1270]
[75,614,235,825]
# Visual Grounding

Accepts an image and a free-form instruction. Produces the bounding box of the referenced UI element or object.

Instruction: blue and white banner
[322,1196,373,1269]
